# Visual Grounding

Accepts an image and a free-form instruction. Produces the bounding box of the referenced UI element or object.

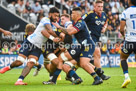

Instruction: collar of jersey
[73,17,82,25]
[93,10,102,17]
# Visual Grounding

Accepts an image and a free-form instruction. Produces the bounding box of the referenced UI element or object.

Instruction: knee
[62,63,71,73]
[27,58,37,68]
[79,61,86,68]
[51,58,59,66]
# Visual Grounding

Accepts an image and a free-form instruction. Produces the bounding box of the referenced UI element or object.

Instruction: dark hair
[63,34,72,44]
[61,14,70,18]
[72,7,81,12]
[49,7,60,13]
[131,0,136,6]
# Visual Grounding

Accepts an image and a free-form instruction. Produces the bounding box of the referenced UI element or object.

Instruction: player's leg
[43,53,62,84]
[0,40,30,74]
[15,55,38,85]
[0,54,26,74]
[93,47,101,68]
[120,51,131,88]
[79,41,102,85]
[120,41,132,88]
[79,57,103,85]
[60,51,82,84]
[15,45,42,85]
[93,47,110,80]
[33,62,44,76]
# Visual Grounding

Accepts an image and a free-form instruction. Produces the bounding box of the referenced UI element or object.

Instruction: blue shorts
[68,40,95,62]
[19,39,42,58]
[121,41,136,54]
[91,35,100,47]
[91,35,99,43]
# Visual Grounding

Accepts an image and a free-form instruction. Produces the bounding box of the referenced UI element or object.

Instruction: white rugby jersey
[121,6,136,42]
[64,21,72,28]
[27,17,56,49]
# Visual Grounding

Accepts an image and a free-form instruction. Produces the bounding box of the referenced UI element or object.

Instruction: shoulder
[41,17,50,22]
[122,7,131,14]
[87,10,94,15]
[40,17,51,25]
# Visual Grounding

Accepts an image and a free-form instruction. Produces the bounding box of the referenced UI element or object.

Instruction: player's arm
[120,20,126,37]
[0,28,12,36]
[44,24,58,37]
[120,12,126,37]
[41,29,60,43]
[101,20,108,33]
[52,22,78,35]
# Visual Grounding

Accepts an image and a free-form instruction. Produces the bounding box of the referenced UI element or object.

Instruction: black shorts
[121,41,136,54]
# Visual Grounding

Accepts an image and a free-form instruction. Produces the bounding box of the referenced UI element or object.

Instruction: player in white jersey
[120,0,136,88]
[0,7,61,85]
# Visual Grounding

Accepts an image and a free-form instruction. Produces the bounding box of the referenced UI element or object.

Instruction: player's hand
[52,22,60,28]
[3,31,12,36]
[101,27,106,33]
[53,37,61,43]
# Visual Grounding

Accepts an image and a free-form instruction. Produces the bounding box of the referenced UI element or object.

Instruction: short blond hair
[25,23,36,33]
[95,0,104,4]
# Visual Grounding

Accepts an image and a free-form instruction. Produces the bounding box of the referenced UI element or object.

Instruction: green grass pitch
[0,68,136,91]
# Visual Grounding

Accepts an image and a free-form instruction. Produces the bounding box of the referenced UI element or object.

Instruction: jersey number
[132,20,136,29]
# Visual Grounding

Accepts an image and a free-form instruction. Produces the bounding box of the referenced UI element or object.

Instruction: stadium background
[0,0,135,68]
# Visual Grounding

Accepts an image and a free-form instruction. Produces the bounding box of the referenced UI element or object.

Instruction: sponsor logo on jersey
[71,50,76,55]
[95,20,105,25]
[95,16,98,19]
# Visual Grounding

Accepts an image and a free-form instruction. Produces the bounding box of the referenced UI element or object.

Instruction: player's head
[94,0,104,14]
[128,0,136,6]
[72,7,82,21]
[60,14,70,26]
[25,23,36,35]
[49,7,60,22]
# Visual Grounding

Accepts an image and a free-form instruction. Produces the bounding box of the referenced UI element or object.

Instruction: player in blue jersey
[120,0,136,88]
[53,7,103,85]
[82,0,110,80]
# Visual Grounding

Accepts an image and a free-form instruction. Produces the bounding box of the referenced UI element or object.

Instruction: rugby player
[120,0,136,88]
[0,7,61,85]
[82,0,110,80]
[53,7,103,85]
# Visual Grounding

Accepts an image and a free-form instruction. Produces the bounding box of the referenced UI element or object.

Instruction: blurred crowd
[0,0,128,54]
[0,40,20,54]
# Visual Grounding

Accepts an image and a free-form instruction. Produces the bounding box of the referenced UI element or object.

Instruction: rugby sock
[94,67,104,77]
[37,64,42,70]
[121,60,128,74]
[121,60,129,79]
[17,75,24,81]
[49,73,53,80]
[67,74,71,78]
[67,70,80,80]
[51,68,61,83]
[90,59,94,65]
[91,72,100,80]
